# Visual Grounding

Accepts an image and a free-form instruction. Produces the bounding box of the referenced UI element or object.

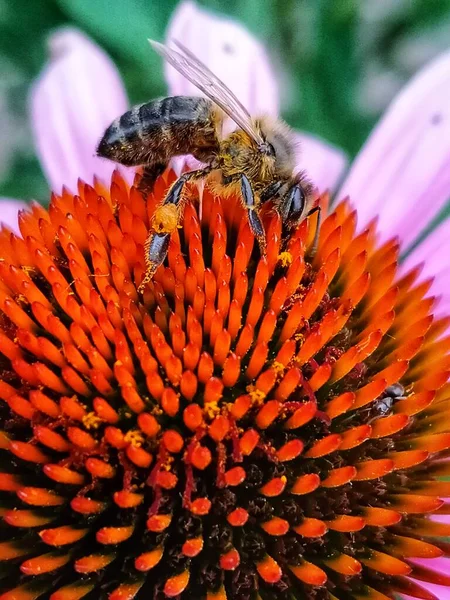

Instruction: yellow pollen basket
[153,204,179,234]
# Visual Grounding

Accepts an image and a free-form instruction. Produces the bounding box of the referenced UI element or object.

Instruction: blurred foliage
[1,0,450,201]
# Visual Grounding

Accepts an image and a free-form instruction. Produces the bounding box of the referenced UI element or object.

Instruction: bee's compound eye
[153,204,179,234]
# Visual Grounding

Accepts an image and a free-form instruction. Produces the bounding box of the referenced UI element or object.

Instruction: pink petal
[30,27,131,193]
[338,48,450,250]
[165,0,279,117]
[0,199,27,234]
[406,580,450,600]
[170,155,206,177]
[295,132,348,193]
[408,556,450,600]
[400,218,450,318]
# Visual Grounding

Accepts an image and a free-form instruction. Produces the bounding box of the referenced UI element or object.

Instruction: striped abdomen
[97,96,220,167]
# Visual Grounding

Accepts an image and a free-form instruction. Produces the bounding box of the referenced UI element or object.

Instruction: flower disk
[0,171,450,600]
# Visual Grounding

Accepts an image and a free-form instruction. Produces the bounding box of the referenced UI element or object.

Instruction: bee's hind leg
[238,173,266,253]
[138,168,210,293]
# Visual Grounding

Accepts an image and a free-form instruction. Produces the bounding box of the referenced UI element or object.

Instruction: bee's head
[256,116,296,177]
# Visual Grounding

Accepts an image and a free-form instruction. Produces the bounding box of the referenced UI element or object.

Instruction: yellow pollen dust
[124,430,145,448]
[278,251,293,267]
[204,400,221,420]
[163,456,174,471]
[82,412,104,430]
[153,204,179,234]
[272,361,285,376]
[246,385,266,405]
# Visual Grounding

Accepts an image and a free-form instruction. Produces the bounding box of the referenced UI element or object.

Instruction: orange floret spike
[260,476,287,497]
[255,400,281,429]
[227,508,249,527]
[108,579,145,600]
[39,525,88,546]
[220,548,240,570]
[17,487,64,507]
[388,535,442,559]
[289,561,327,586]
[322,553,362,576]
[164,571,190,597]
[291,473,321,495]
[304,433,342,458]
[388,494,444,513]
[256,555,282,583]
[20,552,71,576]
[293,518,328,538]
[353,459,395,480]
[261,517,290,536]
[134,547,163,571]
[4,509,54,528]
[206,587,227,600]
[321,466,357,488]
[70,497,106,515]
[276,439,304,462]
[326,515,365,532]
[96,526,134,545]
[361,507,402,527]
[360,550,411,576]
[182,536,204,557]
[239,429,260,455]
[284,400,317,429]
[49,581,96,600]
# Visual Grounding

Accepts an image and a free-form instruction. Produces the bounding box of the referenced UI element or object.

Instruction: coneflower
[0,169,449,600]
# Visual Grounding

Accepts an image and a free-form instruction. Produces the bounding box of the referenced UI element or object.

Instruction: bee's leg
[138,162,167,195]
[138,168,210,292]
[259,180,284,204]
[141,232,171,288]
[278,184,306,224]
[238,173,266,252]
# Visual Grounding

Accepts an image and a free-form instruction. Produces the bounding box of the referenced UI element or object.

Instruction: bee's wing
[150,39,265,146]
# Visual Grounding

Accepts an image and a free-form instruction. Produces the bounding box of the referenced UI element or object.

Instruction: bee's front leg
[138,168,210,292]
[277,184,306,225]
[277,184,321,255]
[238,173,266,253]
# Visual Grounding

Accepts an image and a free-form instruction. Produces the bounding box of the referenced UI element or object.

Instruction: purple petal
[400,218,450,319]
[0,199,27,234]
[165,0,279,116]
[338,48,450,250]
[295,132,348,193]
[30,27,131,193]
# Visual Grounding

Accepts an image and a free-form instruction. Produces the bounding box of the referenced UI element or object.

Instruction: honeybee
[97,40,318,288]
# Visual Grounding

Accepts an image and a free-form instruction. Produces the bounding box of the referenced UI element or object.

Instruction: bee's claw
[247,210,266,254]
[239,172,267,254]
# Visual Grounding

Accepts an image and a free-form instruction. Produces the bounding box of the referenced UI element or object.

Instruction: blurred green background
[1,0,450,202]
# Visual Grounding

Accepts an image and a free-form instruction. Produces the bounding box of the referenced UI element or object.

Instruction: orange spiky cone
[0,170,449,600]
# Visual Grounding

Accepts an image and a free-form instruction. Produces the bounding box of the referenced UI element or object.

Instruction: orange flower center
[0,170,449,600]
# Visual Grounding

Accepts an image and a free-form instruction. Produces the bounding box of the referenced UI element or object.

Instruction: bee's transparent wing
[150,39,264,146]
